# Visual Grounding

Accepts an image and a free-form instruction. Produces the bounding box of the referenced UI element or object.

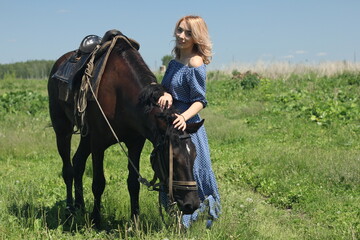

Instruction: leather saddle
[52,29,140,101]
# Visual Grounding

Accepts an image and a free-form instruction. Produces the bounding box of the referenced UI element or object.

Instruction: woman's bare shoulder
[188,55,204,68]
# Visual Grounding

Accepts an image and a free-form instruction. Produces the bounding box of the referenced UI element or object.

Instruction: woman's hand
[172,101,204,131]
[173,113,186,131]
[158,92,173,109]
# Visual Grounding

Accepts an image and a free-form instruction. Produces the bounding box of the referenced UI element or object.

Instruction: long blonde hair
[172,15,212,65]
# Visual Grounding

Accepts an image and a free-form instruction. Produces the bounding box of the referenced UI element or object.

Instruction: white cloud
[295,50,306,54]
[316,52,327,56]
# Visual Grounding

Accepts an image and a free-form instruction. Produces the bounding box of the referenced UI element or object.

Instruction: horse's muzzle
[176,191,200,214]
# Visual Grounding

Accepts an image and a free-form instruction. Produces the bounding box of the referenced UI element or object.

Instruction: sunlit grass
[1,71,360,239]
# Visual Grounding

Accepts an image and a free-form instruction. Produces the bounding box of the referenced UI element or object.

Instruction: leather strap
[168,142,174,203]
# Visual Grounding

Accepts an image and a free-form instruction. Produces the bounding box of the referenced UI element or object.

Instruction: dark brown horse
[47,34,201,227]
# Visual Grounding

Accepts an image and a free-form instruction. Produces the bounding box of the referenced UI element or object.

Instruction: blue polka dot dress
[161,59,221,228]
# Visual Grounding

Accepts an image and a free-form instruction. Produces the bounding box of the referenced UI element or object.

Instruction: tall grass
[220,61,360,80]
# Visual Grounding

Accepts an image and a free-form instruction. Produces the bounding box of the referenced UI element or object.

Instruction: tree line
[0,55,174,80]
[0,60,55,79]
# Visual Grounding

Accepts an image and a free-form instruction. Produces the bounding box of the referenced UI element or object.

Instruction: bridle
[151,132,198,203]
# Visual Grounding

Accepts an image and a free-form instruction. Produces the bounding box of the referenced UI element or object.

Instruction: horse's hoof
[91,212,101,229]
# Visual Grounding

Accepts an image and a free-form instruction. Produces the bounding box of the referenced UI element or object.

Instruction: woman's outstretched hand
[158,92,173,109]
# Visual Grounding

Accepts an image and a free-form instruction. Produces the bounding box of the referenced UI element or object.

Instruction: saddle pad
[54,34,136,103]
[52,52,91,87]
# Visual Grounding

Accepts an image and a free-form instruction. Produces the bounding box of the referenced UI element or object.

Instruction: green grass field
[0,67,359,239]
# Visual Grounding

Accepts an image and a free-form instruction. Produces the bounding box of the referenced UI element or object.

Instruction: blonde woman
[158,15,221,228]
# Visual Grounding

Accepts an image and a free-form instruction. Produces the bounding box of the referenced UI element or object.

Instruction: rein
[77,50,198,214]
[78,53,152,189]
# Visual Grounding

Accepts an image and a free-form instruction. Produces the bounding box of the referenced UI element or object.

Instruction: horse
[47,32,202,228]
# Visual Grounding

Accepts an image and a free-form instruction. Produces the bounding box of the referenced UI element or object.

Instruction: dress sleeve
[186,66,208,108]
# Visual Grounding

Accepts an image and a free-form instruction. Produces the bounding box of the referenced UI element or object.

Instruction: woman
[158,15,221,228]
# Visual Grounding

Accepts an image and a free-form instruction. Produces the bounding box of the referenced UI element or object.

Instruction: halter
[151,132,198,203]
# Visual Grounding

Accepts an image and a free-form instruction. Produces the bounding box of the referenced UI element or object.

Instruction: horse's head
[138,84,202,213]
[151,109,203,214]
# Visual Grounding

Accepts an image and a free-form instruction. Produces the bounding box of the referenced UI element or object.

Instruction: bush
[232,70,261,89]
[0,90,48,115]
[338,71,360,85]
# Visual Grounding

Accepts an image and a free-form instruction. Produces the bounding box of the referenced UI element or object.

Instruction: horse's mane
[138,84,166,113]
[114,40,157,84]
[139,84,187,143]
[138,84,180,123]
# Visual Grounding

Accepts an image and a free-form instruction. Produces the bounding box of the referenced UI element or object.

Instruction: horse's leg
[91,148,106,228]
[126,137,146,218]
[53,120,74,211]
[48,76,75,211]
[73,135,91,210]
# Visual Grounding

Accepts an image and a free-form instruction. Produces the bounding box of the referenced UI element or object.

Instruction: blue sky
[0,0,359,70]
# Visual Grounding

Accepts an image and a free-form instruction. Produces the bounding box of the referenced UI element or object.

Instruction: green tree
[0,60,55,79]
[161,55,173,67]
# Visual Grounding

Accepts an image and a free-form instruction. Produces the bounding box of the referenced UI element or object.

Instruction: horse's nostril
[182,199,200,214]
[182,203,194,214]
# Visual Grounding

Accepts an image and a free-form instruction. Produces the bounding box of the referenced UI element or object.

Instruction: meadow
[0,62,359,239]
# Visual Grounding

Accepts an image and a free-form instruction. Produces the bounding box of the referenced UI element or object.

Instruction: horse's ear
[186,119,205,134]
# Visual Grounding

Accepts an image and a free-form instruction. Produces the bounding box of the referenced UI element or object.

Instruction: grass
[0,64,360,239]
